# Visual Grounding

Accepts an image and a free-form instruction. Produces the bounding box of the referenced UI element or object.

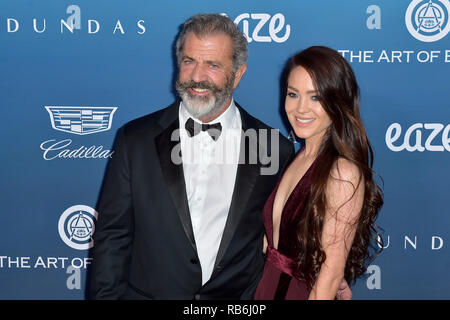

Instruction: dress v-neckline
[269,147,318,249]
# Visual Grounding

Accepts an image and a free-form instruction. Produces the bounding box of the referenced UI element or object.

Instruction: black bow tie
[185,117,222,141]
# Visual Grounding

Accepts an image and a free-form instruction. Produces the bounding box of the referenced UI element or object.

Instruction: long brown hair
[285,46,384,286]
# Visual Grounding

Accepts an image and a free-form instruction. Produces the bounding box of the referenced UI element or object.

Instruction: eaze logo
[385,123,450,152]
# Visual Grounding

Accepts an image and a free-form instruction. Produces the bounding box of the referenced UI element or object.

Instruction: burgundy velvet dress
[254,152,317,300]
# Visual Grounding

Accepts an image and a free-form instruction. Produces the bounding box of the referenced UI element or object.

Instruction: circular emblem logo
[58,205,98,250]
[405,0,450,42]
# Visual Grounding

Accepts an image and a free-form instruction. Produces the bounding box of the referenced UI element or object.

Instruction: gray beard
[178,91,219,119]
[176,71,235,120]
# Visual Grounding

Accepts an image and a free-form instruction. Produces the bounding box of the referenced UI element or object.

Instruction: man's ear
[233,64,247,89]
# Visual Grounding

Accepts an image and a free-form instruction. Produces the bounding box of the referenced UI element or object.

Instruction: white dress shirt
[179,100,242,285]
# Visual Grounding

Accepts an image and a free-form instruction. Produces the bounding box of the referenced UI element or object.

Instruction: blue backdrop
[0,0,449,299]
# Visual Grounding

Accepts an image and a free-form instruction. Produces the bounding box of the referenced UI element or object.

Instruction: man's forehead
[182,32,233,59]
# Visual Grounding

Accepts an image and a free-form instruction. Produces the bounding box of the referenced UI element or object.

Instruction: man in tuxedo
[90,13,349,300]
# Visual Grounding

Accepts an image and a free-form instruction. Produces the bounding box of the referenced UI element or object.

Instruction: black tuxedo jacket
[90,100,295,299]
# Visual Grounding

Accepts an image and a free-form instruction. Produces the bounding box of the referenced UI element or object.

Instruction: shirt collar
[179,98,238,132]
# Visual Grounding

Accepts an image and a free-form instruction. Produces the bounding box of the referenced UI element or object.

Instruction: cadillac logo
[45,106,117,135]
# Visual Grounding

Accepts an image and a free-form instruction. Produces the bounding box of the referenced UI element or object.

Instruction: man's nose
[191,64,208,83]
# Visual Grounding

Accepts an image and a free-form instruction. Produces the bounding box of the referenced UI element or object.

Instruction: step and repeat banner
[0,0,449,299]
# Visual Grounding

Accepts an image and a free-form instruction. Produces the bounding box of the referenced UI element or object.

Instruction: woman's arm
[308,158,364,300]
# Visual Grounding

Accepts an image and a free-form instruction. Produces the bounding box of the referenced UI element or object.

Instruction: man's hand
[336,278,352,300]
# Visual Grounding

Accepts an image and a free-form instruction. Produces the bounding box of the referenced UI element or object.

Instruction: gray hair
[175,13,248,72]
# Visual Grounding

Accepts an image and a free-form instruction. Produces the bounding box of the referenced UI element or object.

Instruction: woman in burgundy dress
[254,46,384,300]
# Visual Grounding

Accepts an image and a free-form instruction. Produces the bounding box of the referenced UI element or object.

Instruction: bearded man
[90,13,294,300]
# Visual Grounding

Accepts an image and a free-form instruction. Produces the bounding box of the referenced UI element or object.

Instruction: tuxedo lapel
[212,105,263,273]
[154,102,197,252]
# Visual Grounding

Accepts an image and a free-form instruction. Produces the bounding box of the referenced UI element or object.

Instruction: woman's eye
[287,92,297,98]
[311,95,320,101]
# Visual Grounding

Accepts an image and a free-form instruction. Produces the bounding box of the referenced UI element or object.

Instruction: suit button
[194,294,201,300]
[190,259,198,264]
